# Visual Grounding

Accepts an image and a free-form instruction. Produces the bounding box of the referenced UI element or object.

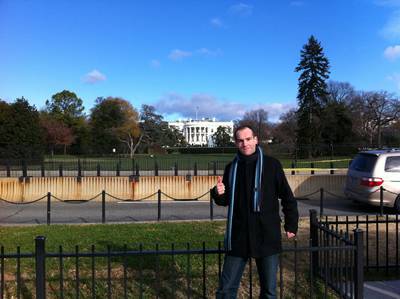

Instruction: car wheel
[394,195,400,214]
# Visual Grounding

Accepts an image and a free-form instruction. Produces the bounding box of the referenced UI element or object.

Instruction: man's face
[235,128,258,156]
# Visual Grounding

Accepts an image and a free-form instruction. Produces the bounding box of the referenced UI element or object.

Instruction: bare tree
[350,91,400,147]
[326,81,356,104]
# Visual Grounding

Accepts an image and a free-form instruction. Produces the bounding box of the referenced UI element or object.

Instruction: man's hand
[215,176,225,195]
[286,231,296,239]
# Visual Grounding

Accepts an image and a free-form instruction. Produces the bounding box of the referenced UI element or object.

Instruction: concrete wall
[0,175,347,202]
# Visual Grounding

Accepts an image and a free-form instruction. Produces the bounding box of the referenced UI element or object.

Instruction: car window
[350,154,377,172]
[385,156,400,172]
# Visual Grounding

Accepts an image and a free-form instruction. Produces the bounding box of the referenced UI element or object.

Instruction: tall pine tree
[295,35,330,157]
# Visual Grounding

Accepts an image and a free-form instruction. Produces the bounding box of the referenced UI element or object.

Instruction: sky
[1,0,400,122]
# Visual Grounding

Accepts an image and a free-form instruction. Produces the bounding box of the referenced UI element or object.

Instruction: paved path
[364,280,400,299]
[0,195,391,225]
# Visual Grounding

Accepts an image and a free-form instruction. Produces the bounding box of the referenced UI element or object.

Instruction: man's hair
[233,124,257,141]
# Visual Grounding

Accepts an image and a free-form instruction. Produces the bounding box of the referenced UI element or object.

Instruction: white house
[169,118,234,146]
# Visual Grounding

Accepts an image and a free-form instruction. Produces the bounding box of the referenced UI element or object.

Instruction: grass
[0,219,343,298]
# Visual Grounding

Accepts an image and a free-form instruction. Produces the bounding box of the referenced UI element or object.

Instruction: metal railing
[0,189,217,224]
[0,233,361,299]
[0,158,351,177]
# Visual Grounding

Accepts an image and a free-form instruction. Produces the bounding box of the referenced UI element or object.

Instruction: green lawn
[0,221,225,252]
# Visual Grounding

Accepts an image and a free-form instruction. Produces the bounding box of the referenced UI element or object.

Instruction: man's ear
[254,136,258,144]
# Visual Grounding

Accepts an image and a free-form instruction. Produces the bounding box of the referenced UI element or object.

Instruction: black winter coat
[212,153,299,258]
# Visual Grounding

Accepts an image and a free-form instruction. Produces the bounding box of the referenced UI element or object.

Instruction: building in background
[169,118,234,146]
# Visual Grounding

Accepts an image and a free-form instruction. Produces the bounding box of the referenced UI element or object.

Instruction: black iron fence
[315,212,400,275]
[310,210,364,298]
[1,226,362,299]
[0,157,351,177]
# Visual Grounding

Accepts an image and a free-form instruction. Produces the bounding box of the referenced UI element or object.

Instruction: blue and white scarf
[225,146,264,251]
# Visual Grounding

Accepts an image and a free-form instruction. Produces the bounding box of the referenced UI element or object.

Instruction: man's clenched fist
[215,176,225,195]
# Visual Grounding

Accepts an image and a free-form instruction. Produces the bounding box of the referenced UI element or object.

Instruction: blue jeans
[216,254,279,299]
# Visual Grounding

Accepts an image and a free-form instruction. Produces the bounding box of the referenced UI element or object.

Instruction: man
[212,125,298,299]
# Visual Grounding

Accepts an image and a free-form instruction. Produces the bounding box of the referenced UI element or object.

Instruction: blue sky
[1,0,400,122]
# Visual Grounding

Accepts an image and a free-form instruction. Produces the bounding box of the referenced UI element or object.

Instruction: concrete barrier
[0,175,347,202]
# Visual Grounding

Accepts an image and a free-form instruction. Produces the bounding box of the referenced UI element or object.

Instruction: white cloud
[229,3,253,17]
[210,17,224,28]
[384,45,400,60]
[196,48,223,57]
[387,72,400,89]
[381,10,400,40]
[83,69,106,84]
[154,93,295,122]
[168,49,192,61]
[150,59,160,68]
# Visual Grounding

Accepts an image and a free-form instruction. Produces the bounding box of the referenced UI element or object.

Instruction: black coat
[212,153,299,258]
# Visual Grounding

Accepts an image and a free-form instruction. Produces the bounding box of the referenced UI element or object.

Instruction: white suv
[344,149,400,212]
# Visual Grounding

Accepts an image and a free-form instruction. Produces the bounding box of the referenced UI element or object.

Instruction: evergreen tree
[295,35,330,157]
[0,98,45,160]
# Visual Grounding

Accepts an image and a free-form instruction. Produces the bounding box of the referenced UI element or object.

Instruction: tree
[320,101,353,145]
[272,109,297,146]
[237,109,271,144]
[40,114,75,155]
[89,97,141,156]
[326,81,356,104]
[44,90,88,155]
[0,98,45,160]
[212,126,233,147]
[140,105,186,152]
[295,35,330,157]
[45,90,84,126]
[363,91,400,147]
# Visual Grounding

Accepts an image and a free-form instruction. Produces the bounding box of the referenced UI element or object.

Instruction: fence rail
[0,231,361,299]
[0,158,351,177]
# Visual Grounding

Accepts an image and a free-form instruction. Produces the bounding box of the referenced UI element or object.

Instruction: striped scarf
[225,146,264,251]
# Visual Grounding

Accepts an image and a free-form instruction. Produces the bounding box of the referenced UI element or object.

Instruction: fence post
[309,210,319,277]
[96,163,100,177]
[330,162,334,175]
[319,188,324,216]
[291,162,295,175]
[209,189,214,221]
[6,163,10,177]
[380,186,384,216]
[157,189,161,221]
[194,162,197,176]
[41,163,45,177]
[311,162,314,175]
[35,236,46,299]
[136,163,140,176]
[174,162,178,176]
[213,162,217,176]
[22,160,27,177]
[102,190,106,224]
[155,162,159,176]
[353,228,364,299]
[77,159,82,177]
[59,164,63,177]
[116,162,120,177]
[47,192,51,225]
